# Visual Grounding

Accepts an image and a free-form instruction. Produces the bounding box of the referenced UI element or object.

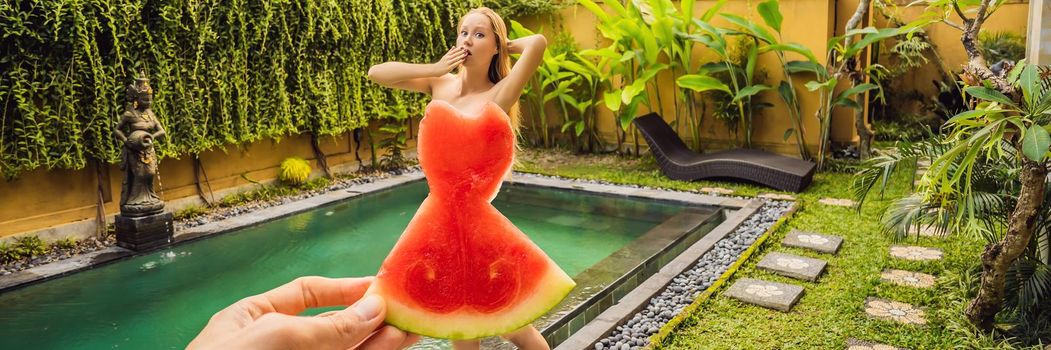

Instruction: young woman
[367,7,554,350]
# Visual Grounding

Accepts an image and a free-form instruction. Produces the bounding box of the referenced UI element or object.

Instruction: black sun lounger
[633,113,816,192]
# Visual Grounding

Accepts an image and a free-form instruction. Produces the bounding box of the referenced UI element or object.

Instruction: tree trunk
[94,159,109,238]
[192,154,215,206]
[966,159,1047,330]
[853,102,874,158]
[844,0,873,158]
[310,133,332,178]
[960,0,1015,94]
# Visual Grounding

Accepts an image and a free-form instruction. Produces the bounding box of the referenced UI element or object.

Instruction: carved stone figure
[114,75,166,216]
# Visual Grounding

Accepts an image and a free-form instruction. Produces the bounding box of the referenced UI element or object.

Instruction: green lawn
[513,147,1027,349]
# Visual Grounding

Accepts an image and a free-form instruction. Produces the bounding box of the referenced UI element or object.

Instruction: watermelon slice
[367,100,576,339]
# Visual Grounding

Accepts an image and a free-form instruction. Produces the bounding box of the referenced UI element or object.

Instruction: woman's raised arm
[367,46,469,94]
[493,34,547,110]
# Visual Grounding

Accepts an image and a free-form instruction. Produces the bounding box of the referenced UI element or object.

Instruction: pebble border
[594,199,795,350]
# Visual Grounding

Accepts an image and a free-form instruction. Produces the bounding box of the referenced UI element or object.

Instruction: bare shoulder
[428,73,457,98]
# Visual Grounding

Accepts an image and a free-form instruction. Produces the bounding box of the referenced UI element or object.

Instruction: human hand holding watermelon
[189,276,419,350]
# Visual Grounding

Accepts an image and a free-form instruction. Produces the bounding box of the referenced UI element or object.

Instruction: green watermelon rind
[377,269,576,339]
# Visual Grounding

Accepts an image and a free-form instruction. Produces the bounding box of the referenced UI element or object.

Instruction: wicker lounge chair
[633,113,816,192]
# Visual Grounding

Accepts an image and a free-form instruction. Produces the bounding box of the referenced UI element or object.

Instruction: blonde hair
[457,7,523,159]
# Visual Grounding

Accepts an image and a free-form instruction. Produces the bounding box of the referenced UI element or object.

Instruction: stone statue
[114,74,166,217]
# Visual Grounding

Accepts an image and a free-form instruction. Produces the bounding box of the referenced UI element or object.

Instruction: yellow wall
[0,118,418,241]
[520,0,1029,153]
[873,1,1030,115]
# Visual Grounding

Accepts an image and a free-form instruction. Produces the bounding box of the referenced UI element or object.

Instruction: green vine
[0,0,479,179]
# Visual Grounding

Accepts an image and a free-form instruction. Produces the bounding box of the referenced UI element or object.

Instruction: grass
[512,147,1030,349]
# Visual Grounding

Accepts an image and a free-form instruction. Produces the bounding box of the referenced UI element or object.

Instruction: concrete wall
[0,118,419,242]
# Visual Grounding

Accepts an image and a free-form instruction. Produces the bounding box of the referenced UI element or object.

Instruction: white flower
[775,257,810,270]
[744,284,784,297]
[796,234,830,245]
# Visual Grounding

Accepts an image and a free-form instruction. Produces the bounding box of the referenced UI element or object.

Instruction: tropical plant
[901,0,1012,92]
[704,37,773,142]
[854,62,1051,335]
[782,23,897,168]
[0,242,19,263]
[377,118,410,171]
[977,30,1026,65]
[54,237,77,250]
[577,0,671,156]
[278,157,312,187]
[631,0,717,153]
[713,0,812,157]
[509,24,602,151]
[679,12,772,149]
[13,236,49,258]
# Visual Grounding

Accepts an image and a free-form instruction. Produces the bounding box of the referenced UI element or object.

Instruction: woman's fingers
[229,295,385,350]
[229,276,374,320]
[298,295,387,349]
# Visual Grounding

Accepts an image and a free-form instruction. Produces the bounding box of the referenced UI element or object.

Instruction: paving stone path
[783,230,843,254]
[724,278,804,312]
[724,230,840,312]
[819,198,857,207]
[863,297,927,325]
[880,269,936,288]
[846,338,908,350]
[756,252,827,282]
[698,187,734,195]
[889,245,943,261]
[757,193,796,200]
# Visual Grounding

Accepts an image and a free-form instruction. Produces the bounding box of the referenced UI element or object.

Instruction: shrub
[279,157,312,186]
[13,236,48,258]
[174,205,209,220]
[0,243,19,263]
[978,30,1026,64]
[53,238,77,250]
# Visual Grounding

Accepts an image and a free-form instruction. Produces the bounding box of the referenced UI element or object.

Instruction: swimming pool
[0,179,722,349]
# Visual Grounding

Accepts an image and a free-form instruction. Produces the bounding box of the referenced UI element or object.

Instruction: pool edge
[0,172,749,294]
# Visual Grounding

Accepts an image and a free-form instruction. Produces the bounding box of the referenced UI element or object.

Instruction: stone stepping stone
[756,252,827,282]
[783,230,843,254]
[889,245,943,261]
[863,297,927,325]
[723,278,804,312]
[910,224,944,238]
[818,197,856,207]
[698,187,734,195]
[880,269,936,288]
[846,338,908,350]
[757,193,796,200]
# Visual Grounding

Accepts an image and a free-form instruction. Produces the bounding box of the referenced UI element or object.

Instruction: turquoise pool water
[0,180,687,349]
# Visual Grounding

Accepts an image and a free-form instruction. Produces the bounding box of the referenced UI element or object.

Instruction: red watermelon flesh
[367,100,576,339]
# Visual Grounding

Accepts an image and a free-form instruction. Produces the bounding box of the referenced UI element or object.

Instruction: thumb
[308,294,387,349]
